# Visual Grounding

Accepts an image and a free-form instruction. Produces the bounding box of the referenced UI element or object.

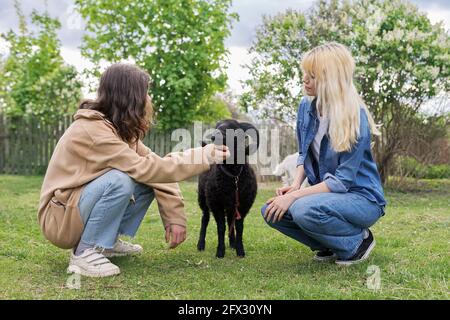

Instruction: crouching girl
[38,63,229,277]
[262,42,386,265]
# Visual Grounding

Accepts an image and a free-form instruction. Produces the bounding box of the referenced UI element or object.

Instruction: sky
[0,0,449,97]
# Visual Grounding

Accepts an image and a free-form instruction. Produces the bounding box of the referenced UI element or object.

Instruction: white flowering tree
[0,2,82,123]
[241,0,449,182]
[76,0,237,129]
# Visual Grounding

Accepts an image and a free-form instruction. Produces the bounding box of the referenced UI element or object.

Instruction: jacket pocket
[43,198,66,246]
[50,197,65,208]
[43,198,82,249]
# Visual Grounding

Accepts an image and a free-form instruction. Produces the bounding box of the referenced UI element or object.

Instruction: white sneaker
[103,239,143,258]
[67,248,120,277]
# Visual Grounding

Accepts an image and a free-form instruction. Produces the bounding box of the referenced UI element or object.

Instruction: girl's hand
[204,144,230,164]
[165,224,186,249]
[276,184,299,196]
[264,193,297,223]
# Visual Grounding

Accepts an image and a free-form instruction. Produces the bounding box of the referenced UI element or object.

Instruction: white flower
[420,80,430,91]
[438,32,448,44]
[383,31,394,42]
[145,45,156,54]
[376,64,382,73]
[359,55,369,64]
[393,29,404,41]
[405,62,413,70]
[405,30,416,42]
[161,45,170,53]
[429,66,440,79]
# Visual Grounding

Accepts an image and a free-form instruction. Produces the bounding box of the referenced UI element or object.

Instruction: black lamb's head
[202,119,259,165]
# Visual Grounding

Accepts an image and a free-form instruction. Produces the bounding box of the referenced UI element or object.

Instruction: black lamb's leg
[215,214,226,258]
[235,218,245,257]
[227,214,236,249]
[197,209,210,251]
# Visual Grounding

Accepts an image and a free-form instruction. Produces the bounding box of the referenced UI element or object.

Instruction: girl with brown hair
[38,63,229,277]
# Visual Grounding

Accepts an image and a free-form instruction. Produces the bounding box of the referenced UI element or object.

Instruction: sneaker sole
[335,240,376,266]
[313,254,338,262]
[103,250,143,258]
[67,265,121,278]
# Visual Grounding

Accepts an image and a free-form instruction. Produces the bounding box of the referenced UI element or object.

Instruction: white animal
[273,153,310,188]
[273,153,300,187]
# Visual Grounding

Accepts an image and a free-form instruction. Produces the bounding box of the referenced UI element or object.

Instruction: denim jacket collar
[307,97,318,120]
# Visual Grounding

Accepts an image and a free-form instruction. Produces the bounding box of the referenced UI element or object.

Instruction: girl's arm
[289,180,330,199]
[292,165,307,189]
[84,124,228,185]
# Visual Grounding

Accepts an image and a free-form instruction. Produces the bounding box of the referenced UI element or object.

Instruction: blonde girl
[262,42,386,265]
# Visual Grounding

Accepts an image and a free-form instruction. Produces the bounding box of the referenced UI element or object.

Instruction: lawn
[0,175,448,299]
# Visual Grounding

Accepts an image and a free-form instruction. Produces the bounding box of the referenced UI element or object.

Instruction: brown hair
[79,63,153,144]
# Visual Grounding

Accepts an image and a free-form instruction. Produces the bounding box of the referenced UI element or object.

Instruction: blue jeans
[78,169,154,249]
[261,192,383,259]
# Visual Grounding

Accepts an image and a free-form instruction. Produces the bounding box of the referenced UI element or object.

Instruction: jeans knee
[261,204,267,216]
[138,183,154,196]
[141,187,155,204]
[261,204,278,227]
[291,201,311,223]
[293,208,327,232]
[107,169,134,196]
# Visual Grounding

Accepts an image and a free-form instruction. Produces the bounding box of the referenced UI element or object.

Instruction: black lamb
[197,119,259,258]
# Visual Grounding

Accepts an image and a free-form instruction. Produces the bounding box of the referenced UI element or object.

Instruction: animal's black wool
[197,119,259,258]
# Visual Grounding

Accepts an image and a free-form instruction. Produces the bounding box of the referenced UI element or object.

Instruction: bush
[425,164,450,179]
[393,156,450,179]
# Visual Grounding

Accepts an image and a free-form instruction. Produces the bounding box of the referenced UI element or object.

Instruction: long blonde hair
[301,42,380,152]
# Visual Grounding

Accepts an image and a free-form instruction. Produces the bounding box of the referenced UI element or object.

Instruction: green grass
[0,175,449,299]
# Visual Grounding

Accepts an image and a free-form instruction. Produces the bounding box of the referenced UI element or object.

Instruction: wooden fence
[0,113,298,181]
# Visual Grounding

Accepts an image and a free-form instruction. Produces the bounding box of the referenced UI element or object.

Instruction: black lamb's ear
[239,122,259,155]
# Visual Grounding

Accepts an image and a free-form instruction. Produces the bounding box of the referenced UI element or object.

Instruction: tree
[75,0,237,129]
[241,0,450,182]
[195,96,231,124]
[0,1,82,123]
[240,9,308,123]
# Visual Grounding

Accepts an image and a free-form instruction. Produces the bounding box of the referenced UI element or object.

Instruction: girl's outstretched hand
[203,143,230,164]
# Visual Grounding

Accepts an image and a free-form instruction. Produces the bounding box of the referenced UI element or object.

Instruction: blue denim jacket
[296,97,386,211]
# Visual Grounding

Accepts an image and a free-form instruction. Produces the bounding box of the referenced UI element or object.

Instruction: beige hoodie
[38,109,210,249]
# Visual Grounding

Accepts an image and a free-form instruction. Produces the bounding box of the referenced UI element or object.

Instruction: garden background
[0,0,449,299]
